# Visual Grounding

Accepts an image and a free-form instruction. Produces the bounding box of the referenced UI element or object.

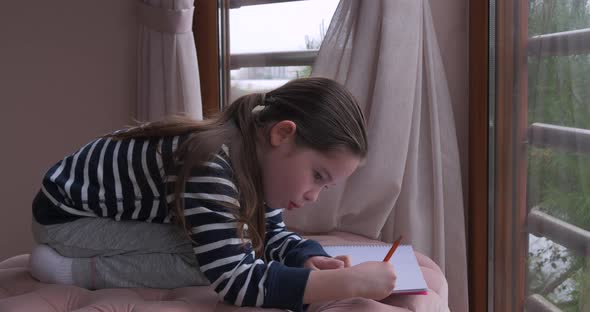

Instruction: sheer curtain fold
[283,1,467,311]
[136,0,202,122]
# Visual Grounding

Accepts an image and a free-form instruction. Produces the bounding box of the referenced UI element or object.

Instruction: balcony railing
[528,28,590,57]
[525,122,590,311]
[230,50,318,70]
[228,27,590,69]
[526,294,564,312]
[527,208,590,256]
[528,123,590,155]
[230,0,306,9]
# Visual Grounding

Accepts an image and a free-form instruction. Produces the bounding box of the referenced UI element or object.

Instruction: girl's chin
[264,202,282,209]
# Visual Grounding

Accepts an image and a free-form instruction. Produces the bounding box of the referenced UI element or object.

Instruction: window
[492,0,590,311]
[227,0,339,103]
[193,0,338,116]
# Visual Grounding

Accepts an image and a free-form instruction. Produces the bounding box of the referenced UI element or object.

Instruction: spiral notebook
[322,244,428,295]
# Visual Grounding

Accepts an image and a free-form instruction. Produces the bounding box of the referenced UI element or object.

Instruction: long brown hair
[106,77,368,255]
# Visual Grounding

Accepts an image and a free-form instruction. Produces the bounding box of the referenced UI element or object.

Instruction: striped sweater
[33,134,329,311]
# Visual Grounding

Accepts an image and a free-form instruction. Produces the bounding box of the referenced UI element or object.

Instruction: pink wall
[0,1,137,260]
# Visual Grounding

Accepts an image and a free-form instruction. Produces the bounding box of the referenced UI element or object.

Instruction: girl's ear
[269,120,297,147]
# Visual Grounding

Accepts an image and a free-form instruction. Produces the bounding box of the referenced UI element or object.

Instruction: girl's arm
[182,154,313,311]
[263,208,397,303]
[303,261,397,304]
[264,207,330,266]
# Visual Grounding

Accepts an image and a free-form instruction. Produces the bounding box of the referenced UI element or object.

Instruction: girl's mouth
[288,201,301,210]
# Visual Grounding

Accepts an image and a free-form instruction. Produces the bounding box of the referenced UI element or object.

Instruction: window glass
[228,0,339,102]
[525,1,590,310]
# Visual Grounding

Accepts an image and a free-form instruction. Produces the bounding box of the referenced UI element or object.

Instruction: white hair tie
[251,105,265,114]
[252,92,269,114]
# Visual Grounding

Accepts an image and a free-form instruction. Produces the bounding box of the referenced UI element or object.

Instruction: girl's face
[258,120,361,210]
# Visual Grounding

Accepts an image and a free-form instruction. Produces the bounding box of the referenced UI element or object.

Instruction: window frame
[477,1,590,311]
[194,0,226,117]
[493,0,530,311]
[467,0,490,310]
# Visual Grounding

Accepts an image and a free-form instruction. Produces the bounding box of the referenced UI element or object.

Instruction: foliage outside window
[526,1,590,310]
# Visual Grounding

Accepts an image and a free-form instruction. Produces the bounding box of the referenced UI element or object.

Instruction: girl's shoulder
[186,143,234,179]
[208,144,233,174]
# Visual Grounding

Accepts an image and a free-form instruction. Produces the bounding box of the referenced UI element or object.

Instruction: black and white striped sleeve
[264,207,330,267]
[181,154,312,311]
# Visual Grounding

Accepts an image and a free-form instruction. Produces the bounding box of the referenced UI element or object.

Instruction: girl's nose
[303,187,322,203]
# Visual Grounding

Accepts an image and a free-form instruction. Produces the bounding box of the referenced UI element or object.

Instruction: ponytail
[106,93,269,257]
[104,77,368,258]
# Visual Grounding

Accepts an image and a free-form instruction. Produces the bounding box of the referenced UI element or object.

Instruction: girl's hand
[304,255,352,270]
[348,261,397,300]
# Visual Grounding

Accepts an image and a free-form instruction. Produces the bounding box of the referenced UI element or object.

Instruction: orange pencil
[382,235,403,262]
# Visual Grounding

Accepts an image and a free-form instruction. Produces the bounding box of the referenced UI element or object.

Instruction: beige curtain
[283,1,468,311]
[136,0,202,121]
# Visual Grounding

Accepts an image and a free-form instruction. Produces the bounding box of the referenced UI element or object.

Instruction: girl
[29,77,397,311]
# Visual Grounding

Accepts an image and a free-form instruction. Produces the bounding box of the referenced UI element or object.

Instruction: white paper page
[322,245,428,293]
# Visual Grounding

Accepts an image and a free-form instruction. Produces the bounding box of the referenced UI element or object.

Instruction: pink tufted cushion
[0,232,449,312]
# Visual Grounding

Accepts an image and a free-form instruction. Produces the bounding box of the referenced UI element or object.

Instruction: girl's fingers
[317,257,345,269]
[304,259,319,270]
[307,257,339,270]
[334,255,352,267]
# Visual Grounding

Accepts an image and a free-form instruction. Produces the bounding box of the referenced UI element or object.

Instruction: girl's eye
[313,171,323,182]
